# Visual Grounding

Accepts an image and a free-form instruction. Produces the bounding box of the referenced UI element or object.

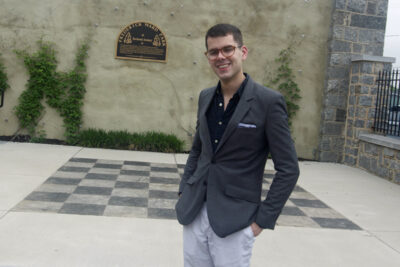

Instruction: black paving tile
[291,198,330,208]
[45,177,81,185]
[59,203,105,216]
[124,161,150,166]
[74,186,113,196]
[263,178,271,184]
[151,167,177,173]
[293,186,307,192]
[281,206,307,216]
[70,158,97,163]
[120,170,150,176]
[26,192,70,203]
[85,173,118,181]
[108,196,148,207]
[263,173,274,179]
[58,166,90,173]
[150,177,180,184]
[115,181,149,189]
[149,190,179,199]
[312,217,362,230]
[94,163,123,169]
[148,208,176,219]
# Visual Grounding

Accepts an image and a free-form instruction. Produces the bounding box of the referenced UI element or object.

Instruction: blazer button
[211,159,216,164]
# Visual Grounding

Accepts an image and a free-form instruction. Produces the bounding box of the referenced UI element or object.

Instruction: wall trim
[351,55,396,63]
[359,133,400,150]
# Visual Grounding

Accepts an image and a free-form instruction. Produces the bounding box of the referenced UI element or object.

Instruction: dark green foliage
[76,129,185,153]
[15,42,58,134]
[59,42,89,143]
[268,47,301,128]
[0,54,10,93]
[14,39,89,141]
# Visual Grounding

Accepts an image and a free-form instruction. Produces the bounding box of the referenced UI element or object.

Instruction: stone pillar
[343,55,394,166]
[317,0,388,162]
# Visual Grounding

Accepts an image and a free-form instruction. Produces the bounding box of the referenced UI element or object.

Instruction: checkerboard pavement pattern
[13,157,361,230]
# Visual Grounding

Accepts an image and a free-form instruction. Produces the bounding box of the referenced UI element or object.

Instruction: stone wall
[318,0,388,162]
[343,56,393,165]
[343,56,399,185]
[358,134,400,184]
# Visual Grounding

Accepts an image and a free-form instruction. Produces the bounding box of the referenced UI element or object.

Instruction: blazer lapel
[214,78,255,154]
[198,88,215,155]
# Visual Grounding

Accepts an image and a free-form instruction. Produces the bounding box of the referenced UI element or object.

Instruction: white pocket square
[238,123,257,128]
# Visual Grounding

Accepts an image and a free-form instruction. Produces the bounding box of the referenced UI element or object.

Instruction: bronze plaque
[116,21,167,63]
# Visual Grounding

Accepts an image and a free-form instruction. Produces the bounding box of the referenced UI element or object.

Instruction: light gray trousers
[183,204,255,267]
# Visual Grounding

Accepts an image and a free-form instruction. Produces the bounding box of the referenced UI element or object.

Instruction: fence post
[343,55,394,166]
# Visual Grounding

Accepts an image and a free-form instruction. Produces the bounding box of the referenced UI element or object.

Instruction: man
[175,23,299,267]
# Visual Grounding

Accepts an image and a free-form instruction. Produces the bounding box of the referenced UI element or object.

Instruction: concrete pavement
[0,141,399,266]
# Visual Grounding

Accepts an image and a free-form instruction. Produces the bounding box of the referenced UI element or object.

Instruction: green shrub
[76,129,184,153]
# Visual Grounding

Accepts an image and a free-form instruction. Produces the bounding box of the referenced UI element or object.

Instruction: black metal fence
[374,69,400,136]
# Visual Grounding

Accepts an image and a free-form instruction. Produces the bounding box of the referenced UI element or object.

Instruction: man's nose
[216,50,226,59]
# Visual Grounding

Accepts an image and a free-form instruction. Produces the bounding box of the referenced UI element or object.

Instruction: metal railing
[374,69,400,136]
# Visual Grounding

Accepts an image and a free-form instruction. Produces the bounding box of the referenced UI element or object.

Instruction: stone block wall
[343,56,392,166]
[358,136,400,184]
[318,0,388,162]
[343,56,400,185]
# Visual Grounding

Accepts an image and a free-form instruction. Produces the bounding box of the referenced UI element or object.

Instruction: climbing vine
[14,39,90,143]
[268,46,301,128]
[0,53,10,93]
[58,41,89,143]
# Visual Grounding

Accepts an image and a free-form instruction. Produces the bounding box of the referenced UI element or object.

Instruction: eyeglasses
[204,45,239,60]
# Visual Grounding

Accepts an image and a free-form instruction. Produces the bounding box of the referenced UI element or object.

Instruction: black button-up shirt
[206,74,249,153]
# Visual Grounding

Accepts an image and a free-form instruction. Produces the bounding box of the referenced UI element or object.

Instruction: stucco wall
[0,0,333,159]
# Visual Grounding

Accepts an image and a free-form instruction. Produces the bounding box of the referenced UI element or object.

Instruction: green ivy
[268,46,301,128]
[15,41,59,135]
[14,39,89,143]
[0,53,10,93]
[59,42,89,143]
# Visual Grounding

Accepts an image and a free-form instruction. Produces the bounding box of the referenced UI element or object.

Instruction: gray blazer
[175,76,299,238]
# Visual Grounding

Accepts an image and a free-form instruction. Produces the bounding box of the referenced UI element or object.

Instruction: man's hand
[250,222,263,237]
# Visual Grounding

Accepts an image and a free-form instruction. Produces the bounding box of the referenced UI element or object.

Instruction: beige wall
[0,0,333,159]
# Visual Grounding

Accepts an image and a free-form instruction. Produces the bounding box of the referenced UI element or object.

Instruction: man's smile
[216,62,231,70]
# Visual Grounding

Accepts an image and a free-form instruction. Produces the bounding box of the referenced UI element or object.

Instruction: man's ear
[241,45,248,60]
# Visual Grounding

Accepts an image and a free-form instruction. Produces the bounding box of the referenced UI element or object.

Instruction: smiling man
[175,23,300,267]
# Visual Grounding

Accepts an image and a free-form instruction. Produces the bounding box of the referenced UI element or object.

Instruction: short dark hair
[205,23,243,49]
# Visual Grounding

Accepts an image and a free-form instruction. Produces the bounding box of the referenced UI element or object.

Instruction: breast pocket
[233,126,263,149]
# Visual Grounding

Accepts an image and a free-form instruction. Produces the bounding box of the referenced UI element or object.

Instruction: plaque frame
[115,21,168,63]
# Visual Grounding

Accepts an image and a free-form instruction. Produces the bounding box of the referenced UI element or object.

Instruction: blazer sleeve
[255,93,300,229]
[178,92,203,194]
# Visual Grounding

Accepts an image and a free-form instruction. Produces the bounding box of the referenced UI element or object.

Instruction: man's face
[206,34,248,83]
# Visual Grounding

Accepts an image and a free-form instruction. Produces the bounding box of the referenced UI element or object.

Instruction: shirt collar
[216,73,249,98]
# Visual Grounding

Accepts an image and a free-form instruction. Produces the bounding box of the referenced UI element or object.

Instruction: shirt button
[219,103,223,107]
[215,139,219,143]
[218,121,222,125]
